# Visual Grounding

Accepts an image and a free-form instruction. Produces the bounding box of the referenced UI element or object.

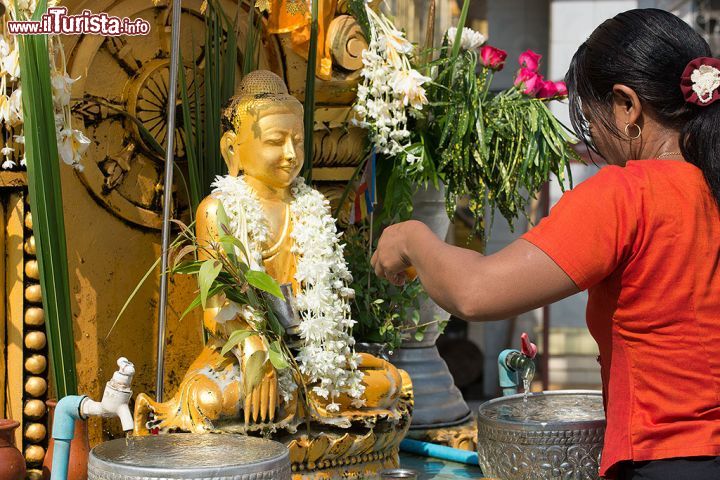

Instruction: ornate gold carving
[24,445,45,464]
[20,195,49,470]
[23,400,46,419]
[327,16,368,72]
[24,308,44,327]
[24,423,47,443]
[24,355,47,375]
[24,285,42,303]
[65,0,285,230]
[24,332,46,351]
[24,377,47,398]
[24,236,35,255]
[311,107,367,169]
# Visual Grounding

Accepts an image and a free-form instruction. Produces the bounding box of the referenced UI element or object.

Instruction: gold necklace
[657,151,682,158]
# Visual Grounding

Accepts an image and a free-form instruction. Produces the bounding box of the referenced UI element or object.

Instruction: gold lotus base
[292,456,397,480]
[284,417,410,479]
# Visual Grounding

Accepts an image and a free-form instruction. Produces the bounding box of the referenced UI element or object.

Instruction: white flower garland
[212,174,365,412]
[1,1,89,171]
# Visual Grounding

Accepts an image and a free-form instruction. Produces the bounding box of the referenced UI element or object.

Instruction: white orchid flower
[0,37,10,59]
[392,69,432,109]
[446,27,486,51]
[0,95,10,125]
[1,146,15,170]
[8,88,23,126]
[57,128,91,169]
[384,28,413,54]
[51,71,79,108]
[2,46,20,80]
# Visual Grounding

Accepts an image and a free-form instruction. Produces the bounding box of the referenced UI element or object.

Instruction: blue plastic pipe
[498,349,520,396]
[400,438,479,465]
[51,395,86,480]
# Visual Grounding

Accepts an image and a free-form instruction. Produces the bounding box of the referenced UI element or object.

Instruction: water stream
[480,392,605,424]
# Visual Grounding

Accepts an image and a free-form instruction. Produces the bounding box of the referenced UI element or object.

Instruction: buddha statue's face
[221,103,304,189]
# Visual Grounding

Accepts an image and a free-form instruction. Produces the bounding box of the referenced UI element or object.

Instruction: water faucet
[50,357,135,480]
[79,357,135,431]
[498,333,537,396]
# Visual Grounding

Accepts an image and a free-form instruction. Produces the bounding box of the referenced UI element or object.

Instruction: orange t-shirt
[522,160,720,478]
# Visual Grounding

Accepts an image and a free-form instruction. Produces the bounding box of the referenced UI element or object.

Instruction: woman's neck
[243,175,293,203]
[637,126,684,160]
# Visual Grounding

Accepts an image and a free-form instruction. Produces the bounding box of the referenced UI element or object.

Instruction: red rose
[555,81,568,96]
[537,80,568,99]
[514,68,544,96]
[518,49,542,71]
[480,45,507,71]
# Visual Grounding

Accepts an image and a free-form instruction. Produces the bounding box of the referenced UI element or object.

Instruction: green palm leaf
[17,0,78,397]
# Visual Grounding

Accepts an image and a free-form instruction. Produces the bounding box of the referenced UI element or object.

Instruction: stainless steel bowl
[477,390,606,480]
[379,468,418,479]
[88,434,291,480]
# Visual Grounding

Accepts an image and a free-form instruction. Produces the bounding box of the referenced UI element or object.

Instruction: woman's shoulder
[568,164,644,200]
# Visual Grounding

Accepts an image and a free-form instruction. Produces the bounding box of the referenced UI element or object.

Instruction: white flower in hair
[691,64,720,104]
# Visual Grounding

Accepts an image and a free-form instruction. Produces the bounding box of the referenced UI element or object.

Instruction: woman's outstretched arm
[371,220,579,322]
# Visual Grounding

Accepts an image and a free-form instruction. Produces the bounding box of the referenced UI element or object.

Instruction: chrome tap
[498,333,537,396]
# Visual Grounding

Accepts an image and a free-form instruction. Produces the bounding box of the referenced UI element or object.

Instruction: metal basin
[477,390,605,480]
[88,433,291,480]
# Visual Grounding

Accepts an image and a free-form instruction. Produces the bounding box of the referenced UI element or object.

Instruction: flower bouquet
[352,2,579,236]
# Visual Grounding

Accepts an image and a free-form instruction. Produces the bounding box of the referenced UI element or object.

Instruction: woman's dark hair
[566,8,720,205]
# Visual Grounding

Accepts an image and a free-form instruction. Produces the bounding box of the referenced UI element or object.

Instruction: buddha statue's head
[220,70,304,188]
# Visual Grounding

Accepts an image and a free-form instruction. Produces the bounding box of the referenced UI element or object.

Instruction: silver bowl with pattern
[477,390,605,480]
[88,433,291,480]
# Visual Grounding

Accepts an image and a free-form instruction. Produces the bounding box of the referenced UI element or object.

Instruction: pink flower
[514,68,544,96]
[518,49,542,71]
[537,80,568,99]
[480,45,507,71]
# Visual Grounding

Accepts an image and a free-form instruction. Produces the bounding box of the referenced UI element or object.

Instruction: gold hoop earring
[624,123,642,140]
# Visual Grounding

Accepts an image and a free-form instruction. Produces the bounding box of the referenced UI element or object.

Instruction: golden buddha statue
[134,72,411,460]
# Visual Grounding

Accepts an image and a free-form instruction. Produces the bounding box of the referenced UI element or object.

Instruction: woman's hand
[371,220,427,286]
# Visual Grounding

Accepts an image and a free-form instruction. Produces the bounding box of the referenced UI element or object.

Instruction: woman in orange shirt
[372,8,720,480]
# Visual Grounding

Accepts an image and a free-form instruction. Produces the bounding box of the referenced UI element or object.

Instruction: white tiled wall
[486,0,551,89]
[548,0,639,126]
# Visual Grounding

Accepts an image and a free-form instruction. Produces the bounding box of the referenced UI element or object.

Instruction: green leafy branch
[345,225,438,350]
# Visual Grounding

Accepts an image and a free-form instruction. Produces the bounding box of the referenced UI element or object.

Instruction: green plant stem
[302,0,319,182]
[449,0,471,61]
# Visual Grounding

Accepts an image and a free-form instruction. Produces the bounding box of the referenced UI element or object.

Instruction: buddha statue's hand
[240,334,277,423]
